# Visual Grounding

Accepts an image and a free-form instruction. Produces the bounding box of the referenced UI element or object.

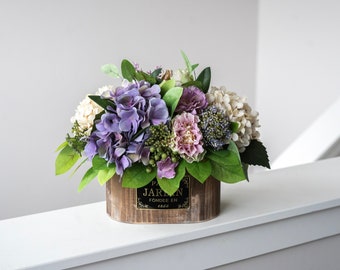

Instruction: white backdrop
[257,0,340,162]
[0,0,258,219]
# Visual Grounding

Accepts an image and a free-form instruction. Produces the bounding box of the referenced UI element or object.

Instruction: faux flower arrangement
[55,52,270,196]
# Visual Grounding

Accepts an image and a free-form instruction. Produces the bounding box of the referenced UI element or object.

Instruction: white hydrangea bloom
[206,86,261,152]
[70,85,114,135]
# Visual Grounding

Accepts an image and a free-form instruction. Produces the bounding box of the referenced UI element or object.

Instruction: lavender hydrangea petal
[118,108,140,134]
[139,84,161,99]
[147,98,169,125]
[115,155,131,176]
[84,136,98,160]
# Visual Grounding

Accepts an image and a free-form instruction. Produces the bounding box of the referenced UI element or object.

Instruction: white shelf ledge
[1,157,340,269]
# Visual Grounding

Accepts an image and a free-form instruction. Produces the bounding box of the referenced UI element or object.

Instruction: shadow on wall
[271,97,340,169]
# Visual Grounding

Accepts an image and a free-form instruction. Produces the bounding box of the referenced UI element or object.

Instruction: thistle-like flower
[198,106,231,150]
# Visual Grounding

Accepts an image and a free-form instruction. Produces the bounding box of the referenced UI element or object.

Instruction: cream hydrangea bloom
[206,86,260,152]
[70,85,114,135]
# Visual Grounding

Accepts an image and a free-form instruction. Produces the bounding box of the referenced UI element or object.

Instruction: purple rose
[175,86,208,114]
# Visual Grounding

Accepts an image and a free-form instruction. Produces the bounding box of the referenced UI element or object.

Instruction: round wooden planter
[106,174,221,224]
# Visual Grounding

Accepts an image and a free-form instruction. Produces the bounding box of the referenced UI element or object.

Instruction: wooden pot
[106,174,220,224]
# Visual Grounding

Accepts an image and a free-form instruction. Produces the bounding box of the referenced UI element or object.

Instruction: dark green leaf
[121,59,136,81]
[196,67,211,93]
[206,141,246,183]
[134,72,144,81]
[90,111,105,133]
[78,168,97,192]
[55,144,80,175]
[185,159,211,183]
[138,71,156,84]
[157,160,186,196]
[162,87,183,117]
[101,64,121,78]
[88,95,115,110]
[242,162,249,181]
[151,68,162,78]
[181,80,203,89]
[122,163,156,188]
[240,140,270,169]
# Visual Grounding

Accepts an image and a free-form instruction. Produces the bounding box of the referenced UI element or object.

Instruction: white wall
[0,0,258,219]
[257,0,340,162]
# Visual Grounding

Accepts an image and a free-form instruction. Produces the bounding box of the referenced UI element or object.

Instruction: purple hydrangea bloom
[175,86,208,114]
[156,157,178,179]
[84,80,169,176]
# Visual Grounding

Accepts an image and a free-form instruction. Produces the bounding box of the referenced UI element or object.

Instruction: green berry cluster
[144,124,179,170]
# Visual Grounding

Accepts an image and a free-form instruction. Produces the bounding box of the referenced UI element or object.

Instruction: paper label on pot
[137,176,190,209]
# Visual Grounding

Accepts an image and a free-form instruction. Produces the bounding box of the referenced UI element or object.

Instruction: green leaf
[180,50,198,75]
[97,166,116,185]
[92,155,108,171]
[196,67,211,93]
[181,80,203,89]
[185,159,211,183]
[157,160,186,196]
[159,79,176,95]
[122,163,156,188]
[69,158,88,178]
[55,141,68,152]
[240,140,271,169]
[88,95,115,110]
[78,168,98,192]
[181,50,192,74]
[134,72,144,81]
[101,64,121,78]
[55,145,81,175]
[121,59,136,81]
[191,63,199,72]
[206,141,246,183]
[162,87,183,117]
[230,122,240,133]
[139,71,156,84]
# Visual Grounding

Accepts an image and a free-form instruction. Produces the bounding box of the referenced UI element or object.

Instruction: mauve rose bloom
[175,86,208,114]
[171,112,205,163]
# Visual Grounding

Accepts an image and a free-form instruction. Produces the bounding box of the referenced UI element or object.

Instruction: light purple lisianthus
[157,157,178,179]
[171,112,205,163]
[175,86,208,114]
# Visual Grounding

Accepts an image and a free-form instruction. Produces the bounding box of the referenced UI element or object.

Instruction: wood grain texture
[106,174,220,224]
